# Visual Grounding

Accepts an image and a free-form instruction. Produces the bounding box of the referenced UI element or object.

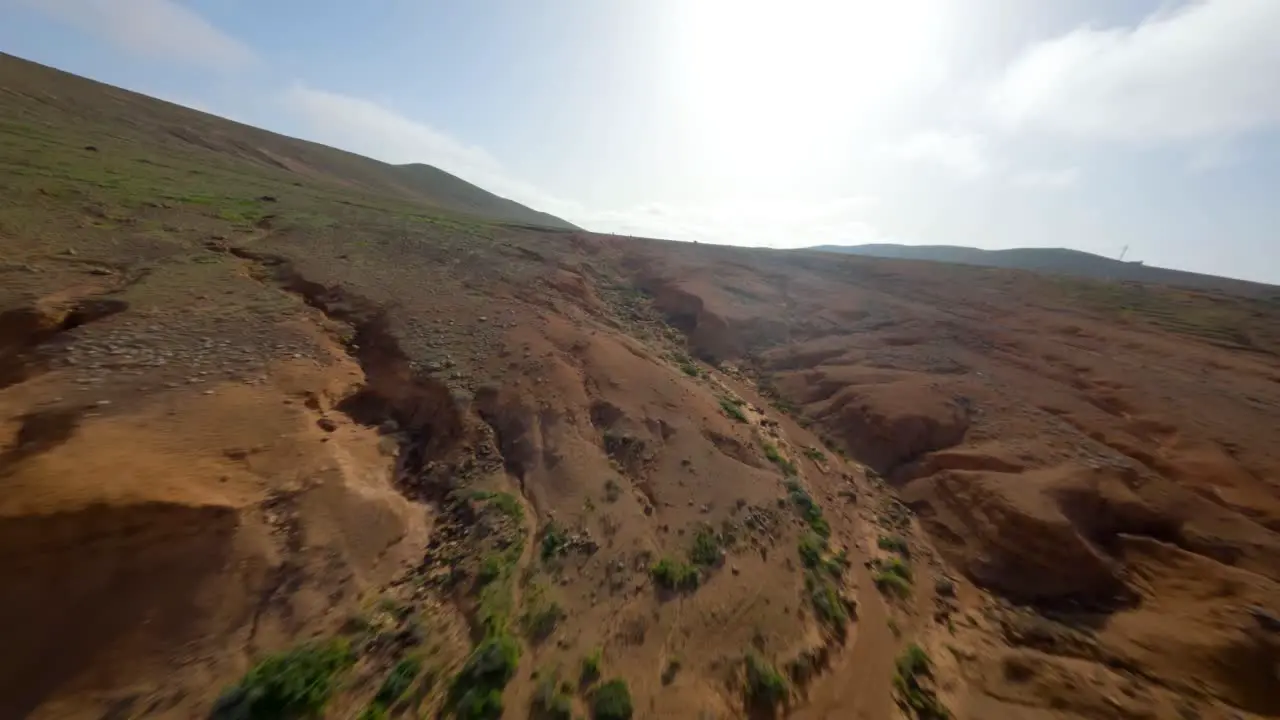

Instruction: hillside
[813,243,1279,298]
[3,53,1280,720]
[0,53,578,230]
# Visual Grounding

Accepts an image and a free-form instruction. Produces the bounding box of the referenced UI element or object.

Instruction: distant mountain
[0,53,578,230]
[810,244,1278,297]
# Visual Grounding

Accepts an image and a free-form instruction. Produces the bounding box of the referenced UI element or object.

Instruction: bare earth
[2,53,1279,719]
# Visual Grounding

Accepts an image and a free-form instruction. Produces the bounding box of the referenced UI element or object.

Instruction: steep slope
[3,50,1280,720]
[813,243,1279,297]
[0,52,577,230]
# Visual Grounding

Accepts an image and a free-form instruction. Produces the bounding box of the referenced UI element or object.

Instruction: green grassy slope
[0,52,577,230]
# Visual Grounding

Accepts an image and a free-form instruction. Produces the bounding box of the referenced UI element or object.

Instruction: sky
[2,0,1279,284]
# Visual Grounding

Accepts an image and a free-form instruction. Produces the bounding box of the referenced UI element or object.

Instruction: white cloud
[893,131,989,178]
[1014,167,1079,188]
[284,85,507,189]
[992,0,1280,142]
[23,0,253,71]
[281,85,884,248]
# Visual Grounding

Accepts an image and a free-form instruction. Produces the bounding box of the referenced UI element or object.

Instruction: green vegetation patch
[806,572,851,638]
[591,678,634,720]
[689,524,722,567]
[803,447,827,462]
[873,556,914,599]
[719,397,748,422]
[797,531,826,569]
[650,556,700,592]
[473,541,523,637]
[447,634,521,719]
[212,639,354,720]
[893,644,949,719]
[541,520,569,561]
[785,480,831,538]
[824,548,851,579]
[356,706,389,720]
[744,653,789,711]
[373,655,423,707]
[580,647,603,686]
[877,534,910,556]
[762,442,798,476]
[468,490,524,523]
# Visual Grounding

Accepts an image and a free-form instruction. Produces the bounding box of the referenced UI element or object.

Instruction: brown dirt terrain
[3,54,1280,720]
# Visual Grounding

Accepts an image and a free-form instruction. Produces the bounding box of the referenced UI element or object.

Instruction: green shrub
[893,644,949,718]
[680,361,700,377]
[874,567,913,598]
[880,556,913,582]
[719,397,748,422]
[488,492,524,521]
[477,553,505,585]
[877,535,910,555]
[447,634,521,719]
[475,574,514,637]
[803,447,826,462]
[797,532,825,569]
[591,679,633,720]
[212,640,354,720]
[744,653,788,710]
[541,521,568,560]
[689,525,721,567]
[806,573,850,637]
[823,549,850,578]
[374,655,422,707]
[650,557,699,592]
[580,648,602,685]
[897,644,930,678]
[356,705,390,720]
[452,689,504,719]
[762,442,798,475]
[785,480,830,537]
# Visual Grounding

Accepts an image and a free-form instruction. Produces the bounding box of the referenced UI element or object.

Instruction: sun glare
[676,0,937,184]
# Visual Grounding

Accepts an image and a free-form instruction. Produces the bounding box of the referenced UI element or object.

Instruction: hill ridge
[811,242,1279,296]
[0,52,577,230]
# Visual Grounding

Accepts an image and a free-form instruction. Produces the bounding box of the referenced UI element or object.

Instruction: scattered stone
[316,417,338,432]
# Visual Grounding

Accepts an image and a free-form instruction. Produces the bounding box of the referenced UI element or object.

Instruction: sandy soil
[3,219,1277,720]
